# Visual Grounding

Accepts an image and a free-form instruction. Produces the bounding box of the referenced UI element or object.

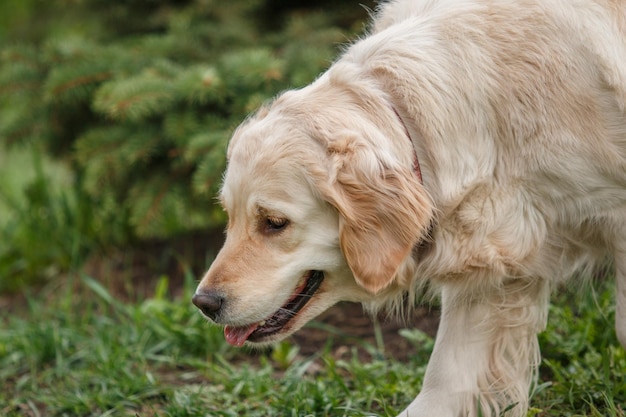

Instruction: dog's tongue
[224,323,259,347]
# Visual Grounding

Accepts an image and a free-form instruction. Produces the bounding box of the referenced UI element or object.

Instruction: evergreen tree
[0,0,370,243]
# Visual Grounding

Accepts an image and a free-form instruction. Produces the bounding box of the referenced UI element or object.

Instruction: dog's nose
[191,291,224,321]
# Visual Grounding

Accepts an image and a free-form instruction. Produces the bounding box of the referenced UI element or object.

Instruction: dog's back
[341,0,626,280]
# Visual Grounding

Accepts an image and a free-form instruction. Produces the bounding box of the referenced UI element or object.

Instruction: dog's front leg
[398,289,493,417]
[399,281,548,417]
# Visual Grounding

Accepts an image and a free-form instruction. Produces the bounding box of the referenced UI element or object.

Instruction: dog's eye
[265,216,289,233]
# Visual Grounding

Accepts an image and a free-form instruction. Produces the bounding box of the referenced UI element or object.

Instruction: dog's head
[193,70,433,346]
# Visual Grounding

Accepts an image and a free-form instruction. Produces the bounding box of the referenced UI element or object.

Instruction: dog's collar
[392,107,433,258]
[392,107,423,184]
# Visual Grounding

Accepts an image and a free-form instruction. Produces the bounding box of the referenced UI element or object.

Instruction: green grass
[0,144,99,293]
[1,271,624,417]
[0,143,135,295]
[534,282,626,416]
[0,273,420,417]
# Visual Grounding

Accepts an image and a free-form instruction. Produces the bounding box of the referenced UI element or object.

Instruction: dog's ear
[319,133,433,294]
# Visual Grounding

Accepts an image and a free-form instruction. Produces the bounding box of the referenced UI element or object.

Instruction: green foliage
[0,0,369,289]
[0,274,231,416]
[534,283,626,416]
[0,0,363,243]
[0,274,409,416]
[0,146,101,293]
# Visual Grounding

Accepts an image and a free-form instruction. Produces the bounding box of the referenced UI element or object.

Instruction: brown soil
[291,302,439,361]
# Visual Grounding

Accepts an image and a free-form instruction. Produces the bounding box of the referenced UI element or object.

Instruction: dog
[192,0,626,415]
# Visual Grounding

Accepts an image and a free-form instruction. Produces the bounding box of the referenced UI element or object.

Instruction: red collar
[392,108,423,184]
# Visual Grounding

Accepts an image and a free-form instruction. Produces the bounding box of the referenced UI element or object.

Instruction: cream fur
[194,0,626,415]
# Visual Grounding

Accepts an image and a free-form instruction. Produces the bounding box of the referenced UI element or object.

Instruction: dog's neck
[392,107,423,184]
[390,107,435,262]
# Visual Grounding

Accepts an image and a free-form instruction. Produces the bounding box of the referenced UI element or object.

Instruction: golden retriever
[192,0,626,415]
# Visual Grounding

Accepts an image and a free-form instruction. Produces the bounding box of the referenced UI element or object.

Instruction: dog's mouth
[223,270,324,347]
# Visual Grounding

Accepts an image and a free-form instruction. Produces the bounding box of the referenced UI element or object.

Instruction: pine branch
[174,65,225,106]
[45,63,112,104]
[93,74,177,122]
